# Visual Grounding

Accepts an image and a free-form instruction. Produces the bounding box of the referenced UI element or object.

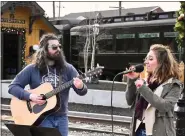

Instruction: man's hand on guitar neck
[29,94,46,105]
[73,77,84,90]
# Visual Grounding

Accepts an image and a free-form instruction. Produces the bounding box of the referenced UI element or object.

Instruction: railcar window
[71,36,77,46]
[139,32,160,52]
[163,32,178,52]
[96,34,113,52]
[116,34,136,52]
[97,39,113,52]
[75,36,88,51]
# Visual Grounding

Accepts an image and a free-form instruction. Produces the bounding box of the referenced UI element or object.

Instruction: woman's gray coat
[126,78,183,136]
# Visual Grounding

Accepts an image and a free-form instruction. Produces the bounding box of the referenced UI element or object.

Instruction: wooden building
[1,2,59,79]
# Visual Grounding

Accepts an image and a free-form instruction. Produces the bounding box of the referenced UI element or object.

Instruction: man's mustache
[55,51,60,54]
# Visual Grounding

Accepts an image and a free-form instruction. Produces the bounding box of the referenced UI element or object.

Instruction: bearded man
[8,33,88,136]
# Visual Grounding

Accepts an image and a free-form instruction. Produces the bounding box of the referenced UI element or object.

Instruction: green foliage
[174,2,185,47]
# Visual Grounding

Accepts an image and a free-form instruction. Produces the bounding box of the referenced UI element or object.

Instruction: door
[1,32,4,79]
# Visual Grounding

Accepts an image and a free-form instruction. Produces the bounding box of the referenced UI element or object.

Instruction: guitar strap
[57,71,63,109]
[59,71,62,86]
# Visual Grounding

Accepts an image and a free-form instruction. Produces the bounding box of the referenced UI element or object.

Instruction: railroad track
[1,104,131,136]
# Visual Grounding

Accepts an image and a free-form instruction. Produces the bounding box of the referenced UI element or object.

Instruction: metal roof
[63,6,163,19]
[70,18,176,33]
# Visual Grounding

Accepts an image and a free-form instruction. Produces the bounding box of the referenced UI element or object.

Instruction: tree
[174,2,185,47]
[174,2,185,136]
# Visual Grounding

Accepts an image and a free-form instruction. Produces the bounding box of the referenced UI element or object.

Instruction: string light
[1,26,27,68]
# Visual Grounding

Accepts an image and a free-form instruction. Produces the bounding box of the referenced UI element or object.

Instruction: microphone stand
[110,71,125,136]
[110,65,144,135]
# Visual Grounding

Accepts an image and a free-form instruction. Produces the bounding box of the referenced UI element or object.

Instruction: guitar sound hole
[32,102,47,114]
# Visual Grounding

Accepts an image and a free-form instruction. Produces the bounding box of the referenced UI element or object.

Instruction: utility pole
[53,1,55,19]
[119,1,121,16]
[109,1,124,16]
[57,2,65,18]
[59,1,60,17]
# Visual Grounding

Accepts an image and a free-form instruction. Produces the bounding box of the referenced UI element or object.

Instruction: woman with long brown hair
[125,44,183,136]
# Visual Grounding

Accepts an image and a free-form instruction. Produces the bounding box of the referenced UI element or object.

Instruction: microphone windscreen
[135,64,144,73]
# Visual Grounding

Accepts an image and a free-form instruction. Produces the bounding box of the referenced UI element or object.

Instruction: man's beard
[46,51,66,70]
[47,50,61,60]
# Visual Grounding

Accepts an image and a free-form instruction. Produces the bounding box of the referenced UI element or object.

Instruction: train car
[69,11,181,81]
[49,18,84,63]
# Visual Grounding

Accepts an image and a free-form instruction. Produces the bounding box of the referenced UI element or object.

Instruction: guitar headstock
[79,64,104,80]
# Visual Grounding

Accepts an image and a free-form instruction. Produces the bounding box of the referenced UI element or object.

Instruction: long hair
[148,44,180,83]
[32,33,66,75]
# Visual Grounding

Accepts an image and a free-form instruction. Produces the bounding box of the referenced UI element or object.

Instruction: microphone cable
[110,71,125,136]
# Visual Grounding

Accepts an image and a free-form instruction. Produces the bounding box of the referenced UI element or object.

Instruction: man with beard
[8,33,88,136]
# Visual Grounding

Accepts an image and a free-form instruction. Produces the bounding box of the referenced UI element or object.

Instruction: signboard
[139,33,160,38]
[1,18,25,24]
[164,32,178,37]
[116,34,135,39]
[97,34,113,40]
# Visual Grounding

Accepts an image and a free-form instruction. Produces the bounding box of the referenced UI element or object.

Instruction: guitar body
[10,82,61,126]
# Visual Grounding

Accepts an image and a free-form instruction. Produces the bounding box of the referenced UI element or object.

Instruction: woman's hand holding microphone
[124,65,145,89]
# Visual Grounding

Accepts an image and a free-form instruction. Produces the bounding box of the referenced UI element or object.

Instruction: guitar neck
[45,80,73,99]
[43,65,104,99]
[45,75,83,99]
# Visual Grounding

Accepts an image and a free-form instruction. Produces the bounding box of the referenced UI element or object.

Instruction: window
[97,39,113,52]
[125,17,134,21]
[135,16,144,21]
[138,32,160,52]
[96,34,113,52]
[159,14,169,19]
[116,34,136,52]
[75,36,87,51]
[114,18,122,22]
[163,32,178,52]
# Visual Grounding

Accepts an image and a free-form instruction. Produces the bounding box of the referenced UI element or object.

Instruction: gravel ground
[1,118,130,134]
[1,122,128,136]
[1,98,131,136]
[1,98,132,117]
[1,129,127,136]
[69,121,129,133]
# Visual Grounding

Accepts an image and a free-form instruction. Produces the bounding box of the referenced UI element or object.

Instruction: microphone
[119,64,144,75]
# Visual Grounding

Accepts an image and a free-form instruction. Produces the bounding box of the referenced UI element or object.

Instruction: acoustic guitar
[10,65,104,126]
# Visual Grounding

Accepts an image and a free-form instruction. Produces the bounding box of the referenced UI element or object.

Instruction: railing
[79,11,177,25]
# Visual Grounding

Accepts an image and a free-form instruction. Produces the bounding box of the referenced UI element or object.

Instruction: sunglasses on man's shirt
[48,44,62,50]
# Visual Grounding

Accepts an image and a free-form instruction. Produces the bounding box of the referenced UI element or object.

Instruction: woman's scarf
[135,79,160,121]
